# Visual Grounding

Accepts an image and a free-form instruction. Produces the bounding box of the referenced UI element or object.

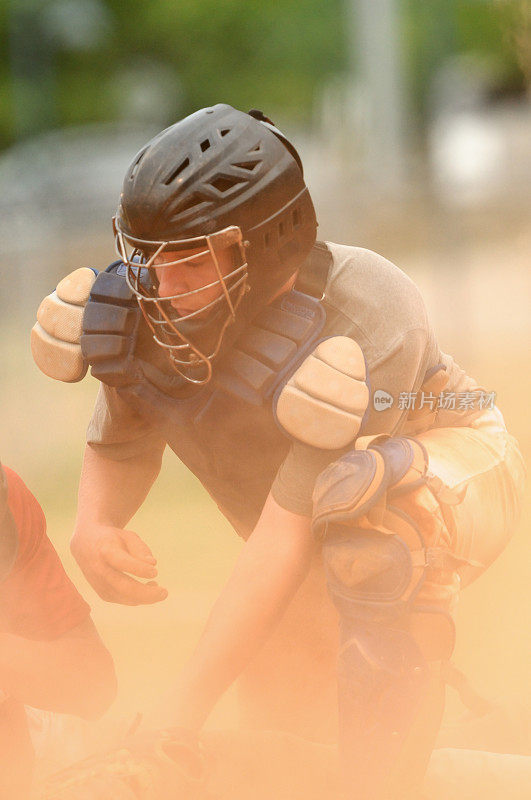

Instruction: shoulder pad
[274,337,369,449]
[31,267,98,383]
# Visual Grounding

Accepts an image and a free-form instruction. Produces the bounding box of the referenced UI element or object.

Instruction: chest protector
[81,260,327,535]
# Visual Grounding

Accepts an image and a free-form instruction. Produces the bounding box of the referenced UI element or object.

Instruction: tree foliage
[0,0,527,150]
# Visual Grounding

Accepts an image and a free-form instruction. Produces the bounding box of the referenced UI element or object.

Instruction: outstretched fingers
[120,529,157,564]
[97,566,168,605]
[101,542,158,579]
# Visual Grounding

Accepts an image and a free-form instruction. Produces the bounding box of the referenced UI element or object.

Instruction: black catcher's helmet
[114,104,317,384]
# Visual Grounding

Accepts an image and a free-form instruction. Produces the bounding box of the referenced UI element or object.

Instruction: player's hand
[71,524,168,605]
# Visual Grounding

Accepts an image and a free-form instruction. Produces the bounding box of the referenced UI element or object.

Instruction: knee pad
[315,436,459,659]
[321,509,427,622]
[325,518,409,595]
[313,435,430,539]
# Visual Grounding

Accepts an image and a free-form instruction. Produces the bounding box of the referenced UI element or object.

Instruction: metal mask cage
[113,219,249,385]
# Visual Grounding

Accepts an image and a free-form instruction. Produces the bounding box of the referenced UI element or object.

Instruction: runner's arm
[0,617,116,718]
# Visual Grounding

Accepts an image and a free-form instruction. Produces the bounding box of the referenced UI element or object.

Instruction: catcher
[32,104,525,799]
[0,462,116,798]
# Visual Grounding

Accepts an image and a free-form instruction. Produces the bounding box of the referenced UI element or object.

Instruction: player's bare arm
[151,494,315,730]
[72,443,168,605]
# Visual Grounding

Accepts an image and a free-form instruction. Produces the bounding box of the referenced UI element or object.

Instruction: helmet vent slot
[233,160,261,172]
[200,138,211,152]
[249,143,261,152]
[279,222,285,238]
[220,128,231,137]
[174,192,208,215]
[164,157,190,185]
[209,175,245,193]
[264,232,272,247]
[292,209,301,228]
[129,149,147,180]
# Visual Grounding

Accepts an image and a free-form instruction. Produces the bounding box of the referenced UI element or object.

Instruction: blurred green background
[0,0,528,145]
[0,0,529,781]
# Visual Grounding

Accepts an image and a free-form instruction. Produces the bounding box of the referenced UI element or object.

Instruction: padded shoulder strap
[81,262,147,388]
[295,241,332,299]
[215,290,326,405]
[82,263,195,396]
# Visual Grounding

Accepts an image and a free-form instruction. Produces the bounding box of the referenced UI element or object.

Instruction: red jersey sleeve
[0,467,90,640]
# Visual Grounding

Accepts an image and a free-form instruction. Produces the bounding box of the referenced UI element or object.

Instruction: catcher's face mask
[114,219,248,385]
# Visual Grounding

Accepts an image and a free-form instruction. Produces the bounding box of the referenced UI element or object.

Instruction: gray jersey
[87,244,480,524]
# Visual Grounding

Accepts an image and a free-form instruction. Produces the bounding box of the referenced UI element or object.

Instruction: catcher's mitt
[43,727,206,800]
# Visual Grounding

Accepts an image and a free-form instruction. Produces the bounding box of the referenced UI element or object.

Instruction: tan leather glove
[44,727,206,800]
[31,267,97,382]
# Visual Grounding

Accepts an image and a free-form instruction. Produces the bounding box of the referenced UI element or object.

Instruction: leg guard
[336,617,441,800]
[315,437,460,799]
[323,527,450,800]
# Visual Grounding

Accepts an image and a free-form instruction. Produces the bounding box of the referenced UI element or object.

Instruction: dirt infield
[2,210,529,799]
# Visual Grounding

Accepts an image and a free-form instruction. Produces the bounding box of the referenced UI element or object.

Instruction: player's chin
[176,306,216,322]
[164,300,199,317]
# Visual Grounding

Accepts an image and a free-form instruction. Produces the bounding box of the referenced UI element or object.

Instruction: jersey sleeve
[271,326,429,517]
[87,383,167,461]
[0,467,91,640]
[0,465,18,580]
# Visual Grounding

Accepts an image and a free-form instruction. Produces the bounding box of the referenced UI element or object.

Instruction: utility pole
[347,0,409,187]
